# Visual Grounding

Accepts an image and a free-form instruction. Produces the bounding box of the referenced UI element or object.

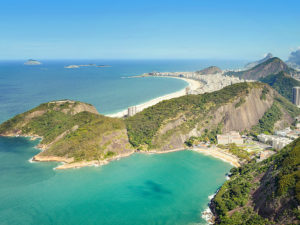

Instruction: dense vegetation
[251,96,300,136]
[218,143,251,162]
[213,138,300,224]
[251,101,282,135]
[0,101,132,162]
[260,71,300,102]
[39,111,127,161]
[126,82,259,149]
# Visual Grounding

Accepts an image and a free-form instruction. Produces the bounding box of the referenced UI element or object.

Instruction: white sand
[106,77,202,118]
[191,147,241,167]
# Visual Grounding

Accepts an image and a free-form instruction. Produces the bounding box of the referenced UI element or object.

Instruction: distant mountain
[226,57,299,80]
[245,53,273,69]
[195,66,222,75]
[260,71,300,102]
[287,49,300,69]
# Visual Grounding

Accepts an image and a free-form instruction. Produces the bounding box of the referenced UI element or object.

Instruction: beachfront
[106,77,201,118]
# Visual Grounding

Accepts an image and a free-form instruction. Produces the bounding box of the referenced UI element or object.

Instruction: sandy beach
[145,147,240,167]
[54,150,135,170]
[106,76,202,118]
[190,147,241,167]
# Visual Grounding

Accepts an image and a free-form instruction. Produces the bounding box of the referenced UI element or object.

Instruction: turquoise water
[0,60,243,224]
[0,137,232,225]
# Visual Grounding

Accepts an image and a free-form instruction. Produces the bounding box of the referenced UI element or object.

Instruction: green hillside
[126,82,300,151]
[126,82,253,149]
[260,71,300,102]
[0,100,132,162]
[212,137,300,225]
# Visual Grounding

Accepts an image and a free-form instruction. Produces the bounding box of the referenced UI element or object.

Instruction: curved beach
[191,147,241,167]
[106,77,202,118]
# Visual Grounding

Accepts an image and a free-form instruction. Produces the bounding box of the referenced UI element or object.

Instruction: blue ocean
[0,59,245,225]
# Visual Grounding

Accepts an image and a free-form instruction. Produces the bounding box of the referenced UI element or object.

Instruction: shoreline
[106,76,202,118]
[190,147,241,167]
[3,134,240,170]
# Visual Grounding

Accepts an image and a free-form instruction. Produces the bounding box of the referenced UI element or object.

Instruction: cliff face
[227,57,299,80]
[0,100,133,166]
[195,66,222,75]
[126,82,300,151]
[152,86,274,151]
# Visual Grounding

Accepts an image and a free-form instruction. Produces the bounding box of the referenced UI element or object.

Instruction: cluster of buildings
[145,71,247,95]
[275,127,300,139]
[192,74,245,94]
[217,131,244,145]
[257,134,293,150]
[257,125,300,150]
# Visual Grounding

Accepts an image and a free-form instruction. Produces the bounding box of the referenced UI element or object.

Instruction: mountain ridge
[226,57,299,80]
[245,53,273,69]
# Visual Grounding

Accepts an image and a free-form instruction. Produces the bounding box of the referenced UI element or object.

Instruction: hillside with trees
[0,100,133,166]
[260,71,300,102]
[211,137,300,225]
[126,82,300,151]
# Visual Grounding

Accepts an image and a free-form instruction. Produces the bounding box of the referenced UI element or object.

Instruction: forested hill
[211,137,300,225]
[260,71,300,102]
[0,100,133,164]
[126,82,300,151]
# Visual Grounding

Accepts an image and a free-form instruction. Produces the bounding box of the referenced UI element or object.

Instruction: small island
[24,59,42,65]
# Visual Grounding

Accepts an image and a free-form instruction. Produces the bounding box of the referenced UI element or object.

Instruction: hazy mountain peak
[245,53,273,69]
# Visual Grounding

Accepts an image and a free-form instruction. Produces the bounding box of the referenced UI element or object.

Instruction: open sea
[0,59,245,225]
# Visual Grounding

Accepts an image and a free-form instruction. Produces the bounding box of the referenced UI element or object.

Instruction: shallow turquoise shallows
[0,137,232,225]
[0,60,244,224]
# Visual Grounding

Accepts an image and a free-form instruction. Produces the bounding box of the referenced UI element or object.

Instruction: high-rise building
[292,87,300,106]
[128,106,137,117]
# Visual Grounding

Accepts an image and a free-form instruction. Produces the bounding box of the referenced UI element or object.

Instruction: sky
[0,0,300,60]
